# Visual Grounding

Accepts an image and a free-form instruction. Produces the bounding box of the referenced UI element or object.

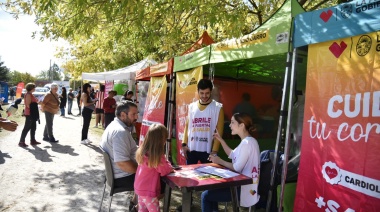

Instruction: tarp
[136,32,214,81]
[294,0,380,48]
[174,0,305,84]
[82,58,157,81]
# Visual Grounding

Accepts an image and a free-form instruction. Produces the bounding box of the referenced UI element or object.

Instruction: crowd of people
[1,79,261,212]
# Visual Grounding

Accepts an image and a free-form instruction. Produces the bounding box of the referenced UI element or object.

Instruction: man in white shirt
[181,79,224,164]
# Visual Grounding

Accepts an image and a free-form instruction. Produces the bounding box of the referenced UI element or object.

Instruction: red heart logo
[320,9,333,22]
[329,41,347,58]
[325,167,338,179]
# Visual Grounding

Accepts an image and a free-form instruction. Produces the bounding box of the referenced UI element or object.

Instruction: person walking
[59,87,67,117]
[181,79,224,164]
[134,123,173,212]
[103,90,117,129]
[9,87,15,101]
[18,83,41,147]
[76,87,82,116]
[100,102,139,210]
[67,88,75,115]
[80,83,97,144]
[201,113,260,211]
[41,83,60,143]
[94,84,105,128]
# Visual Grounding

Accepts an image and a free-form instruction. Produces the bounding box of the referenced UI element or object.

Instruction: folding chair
[99,147,134,212]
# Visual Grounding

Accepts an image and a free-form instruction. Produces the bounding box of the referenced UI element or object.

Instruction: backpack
[256,150,281,211]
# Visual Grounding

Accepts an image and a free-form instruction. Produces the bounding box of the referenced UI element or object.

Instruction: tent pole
[278,48,298,211]
[165,73,176,161]
[266,51,293,212]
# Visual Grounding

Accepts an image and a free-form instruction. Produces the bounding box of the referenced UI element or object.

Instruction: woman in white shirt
[202,113,260,212]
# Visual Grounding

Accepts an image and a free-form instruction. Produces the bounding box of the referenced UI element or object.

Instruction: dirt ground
[0,102,212,212]
[0,101,252,212]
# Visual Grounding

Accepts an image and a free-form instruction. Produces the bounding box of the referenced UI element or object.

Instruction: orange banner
[295,31,380,211]
[16,82,24,99]
[139,76,167,145]
[176,66,203,165]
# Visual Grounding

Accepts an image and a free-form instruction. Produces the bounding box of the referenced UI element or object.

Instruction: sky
[0,8,69,77]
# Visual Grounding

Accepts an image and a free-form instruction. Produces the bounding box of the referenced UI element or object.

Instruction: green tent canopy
[174,0,305,85]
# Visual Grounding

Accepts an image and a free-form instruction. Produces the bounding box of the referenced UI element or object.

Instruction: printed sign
[294,31,380,211]
[139,76,167,145]
[175,66,203,165]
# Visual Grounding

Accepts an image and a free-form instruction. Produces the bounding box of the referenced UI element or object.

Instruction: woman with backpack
[19,83,41,147]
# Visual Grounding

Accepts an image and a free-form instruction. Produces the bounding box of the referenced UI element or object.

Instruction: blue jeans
[60,107,65,116]
[68,101,73,114]
[201,187,240,212]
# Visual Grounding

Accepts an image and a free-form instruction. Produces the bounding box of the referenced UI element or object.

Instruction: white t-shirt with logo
[229,136,260,207]
[187,100,222,153]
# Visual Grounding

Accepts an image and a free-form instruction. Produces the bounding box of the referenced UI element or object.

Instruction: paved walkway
[0,105,237,212]
[0,106,134,212]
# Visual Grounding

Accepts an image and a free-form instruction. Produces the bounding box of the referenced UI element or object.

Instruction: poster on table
[294,31,380,211]
[175,66,203,165]
[138,76,167,145]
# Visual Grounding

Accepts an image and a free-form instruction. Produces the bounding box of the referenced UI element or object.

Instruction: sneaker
[49,138,59,143]
[30,140,41,145]
[81,139,89,144]
[18,142,28,147]
[86,139,92,143]
[43,137,50,142]
[93,125,98,128]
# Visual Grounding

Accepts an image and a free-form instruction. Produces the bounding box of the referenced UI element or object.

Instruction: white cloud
[0,10,69,77]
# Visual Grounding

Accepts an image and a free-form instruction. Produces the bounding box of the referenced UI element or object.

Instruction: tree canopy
[0,60,11,82]
[1,0,344,78]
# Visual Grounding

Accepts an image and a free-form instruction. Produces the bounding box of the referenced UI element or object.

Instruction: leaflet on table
[195,166,240,178]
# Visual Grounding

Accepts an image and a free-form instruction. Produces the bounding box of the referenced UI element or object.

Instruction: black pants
[114,174,136,190]
[77,101,81,115]
[186,151,210,164]
[20,115,36,142]
[81,107,93,140]
[104,113,115,129]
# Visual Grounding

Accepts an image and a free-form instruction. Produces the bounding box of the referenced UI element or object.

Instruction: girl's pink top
[134,154,173,197]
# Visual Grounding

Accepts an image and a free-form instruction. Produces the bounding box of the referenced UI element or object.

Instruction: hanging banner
[294,31,380,211]
[15,82,24,99]
[139,76,167,145]
[105,80,114,95]
[175,66,203,165]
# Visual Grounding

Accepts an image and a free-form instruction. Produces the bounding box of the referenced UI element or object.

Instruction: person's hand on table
[208,154,221,164]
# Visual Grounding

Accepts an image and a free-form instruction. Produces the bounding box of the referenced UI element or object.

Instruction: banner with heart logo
[294,31,380,211]
[139,76,167,145]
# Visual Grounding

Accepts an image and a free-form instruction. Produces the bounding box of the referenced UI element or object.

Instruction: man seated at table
[100,102,139,211]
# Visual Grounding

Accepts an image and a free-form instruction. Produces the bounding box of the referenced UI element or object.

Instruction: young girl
[134,123,173,212]
[201,113,260,212]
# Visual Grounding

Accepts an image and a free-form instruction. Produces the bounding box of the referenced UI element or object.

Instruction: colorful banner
[15,82,24,99]
[294,31,380,211]
[139,76,167,145]
[294,0,380,48]
[105,80,114,95]
[176,66,203,165]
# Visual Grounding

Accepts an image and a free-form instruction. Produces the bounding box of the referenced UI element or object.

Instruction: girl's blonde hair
[136,123,168,168]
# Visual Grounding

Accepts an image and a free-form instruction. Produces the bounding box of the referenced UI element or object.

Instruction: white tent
[81,58,157,81]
